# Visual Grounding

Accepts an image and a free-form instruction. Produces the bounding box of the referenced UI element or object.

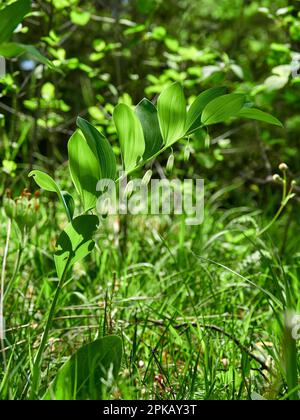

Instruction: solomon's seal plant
[28,82,282,399]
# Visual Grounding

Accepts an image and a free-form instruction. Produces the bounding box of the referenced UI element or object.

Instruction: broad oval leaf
[135,98,163,160]
[77,117,117,180]
[28,169,58,193]
[43,336,122,400]
[113,103,145,172]
[201,93,245,126]
[54,214,99,279]
[68,130,101,212]
[185,86,227,134]
[237,107,283,127]
[29,170,74,221]
[158,82,186,146]
[0,0,31,45]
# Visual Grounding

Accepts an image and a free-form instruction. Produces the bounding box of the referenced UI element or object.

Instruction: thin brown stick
[145,318,270,371]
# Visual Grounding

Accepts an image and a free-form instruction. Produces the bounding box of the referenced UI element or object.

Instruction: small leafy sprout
[258,163,296,236]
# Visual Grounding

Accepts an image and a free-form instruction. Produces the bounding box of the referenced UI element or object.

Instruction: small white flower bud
[123,180,134,199]
[138,360,144,368]
[279,163,288,172]
[142,169,152,186]
[184,144,191,161]
[166,153,174,173]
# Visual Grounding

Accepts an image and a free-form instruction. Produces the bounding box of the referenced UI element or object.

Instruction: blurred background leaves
[1,0,299,196]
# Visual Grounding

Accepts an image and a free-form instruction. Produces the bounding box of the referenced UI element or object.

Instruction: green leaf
[135,98,163,160]
[68,130,101,212]
[113,103,145,172]
[201,93,245,125]
[61,191,75,220]
[77,117,116,180]
[20,44,55,69]
[70,10,91,26]
[0,43,55,69]
[0,0,31,45]
[44,336,122,400]
[54,214,99,279]
[124,24,146,36]
[28,170,74,221]
[158,82,186,146]
[185,86,227,134]
[237,108,283,127]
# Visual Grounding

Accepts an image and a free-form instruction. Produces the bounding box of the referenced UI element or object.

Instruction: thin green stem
[258,203,286,236]
[282,171,287,201]
[29,258,71,399]
[4,237,25,302]
[0,218,12,370]
[115,137,187,183]
[258,172,294,236]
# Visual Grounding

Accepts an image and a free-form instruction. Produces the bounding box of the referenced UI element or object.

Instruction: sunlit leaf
[124,24,146,36]
[135,98,163,160]
[41,82,55,100]
[28,170,74,221]
[77,117,116,180]
[0,0,31,44]
[158,82,186,146]
[44,336,122,400]
[113,103,145,171]
[201,93,245,125]
[185,86,227,134]
[54,214,99,279]
[68,130,101,212]
[70,10,91,26]
[237,108,283,127]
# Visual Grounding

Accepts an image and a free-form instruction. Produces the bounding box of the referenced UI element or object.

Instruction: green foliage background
[1,0,300,184]
[1,0,300,401]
